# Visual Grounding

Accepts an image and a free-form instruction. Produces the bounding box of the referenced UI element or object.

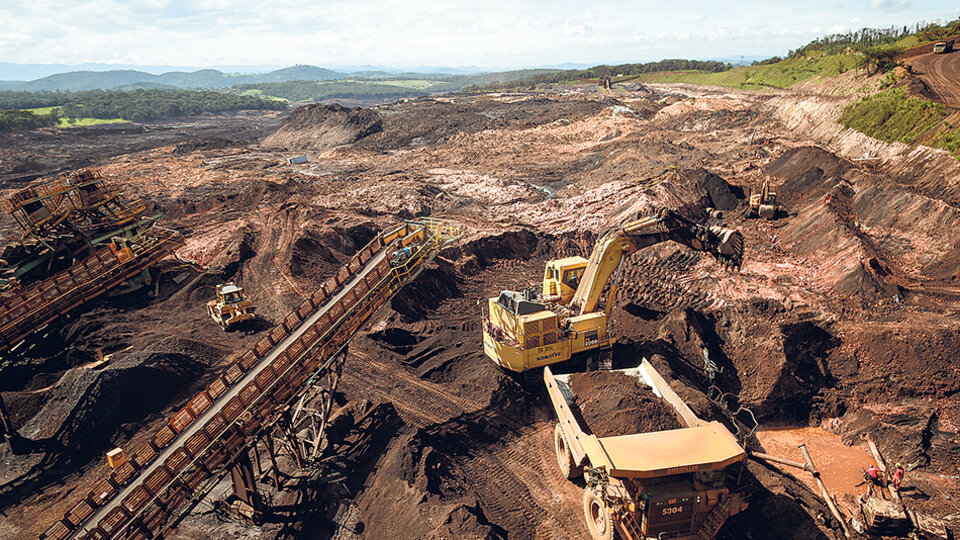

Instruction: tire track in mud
[431,421,588,540]
[342,349,483,427]
[344,348,586,538]
[911,52,960,108]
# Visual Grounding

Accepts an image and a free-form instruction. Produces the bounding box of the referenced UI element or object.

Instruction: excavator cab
[484,208,744,373]
[749,178,781,219]
[541,257,588,303]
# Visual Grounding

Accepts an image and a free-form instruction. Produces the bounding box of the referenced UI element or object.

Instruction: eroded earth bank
[2,81,959,539]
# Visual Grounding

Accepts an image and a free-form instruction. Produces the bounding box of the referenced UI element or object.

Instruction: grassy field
[372,79,437,90]
[23,106,58,115]
[238,89,288,102]
[631,52,860,90]
[22,106,128,127]
[57,117,128,127]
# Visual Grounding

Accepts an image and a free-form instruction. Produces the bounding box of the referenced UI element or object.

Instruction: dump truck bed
[545,360,745,479]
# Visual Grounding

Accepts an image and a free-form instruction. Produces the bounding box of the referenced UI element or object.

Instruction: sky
[1,0,958,70]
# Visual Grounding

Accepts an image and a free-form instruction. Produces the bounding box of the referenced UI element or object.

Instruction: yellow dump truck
[933,40,953,54]
[545,360,748,540]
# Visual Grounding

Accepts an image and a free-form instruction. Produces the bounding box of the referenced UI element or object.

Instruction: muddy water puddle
[756,426,875,498]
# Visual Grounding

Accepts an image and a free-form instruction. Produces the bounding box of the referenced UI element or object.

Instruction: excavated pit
[3,86,960,540]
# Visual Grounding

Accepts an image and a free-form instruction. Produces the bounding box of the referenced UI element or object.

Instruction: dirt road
[909,51,960,108]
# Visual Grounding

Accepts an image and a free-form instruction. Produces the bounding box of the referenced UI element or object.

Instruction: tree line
[0,88,287,124]
[787,17,960,58]
[464,59,731,91]
[0,109,59,131]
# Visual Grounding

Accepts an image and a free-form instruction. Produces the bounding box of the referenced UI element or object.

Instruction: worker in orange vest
[892,462,905,490]
[864,464,884,496]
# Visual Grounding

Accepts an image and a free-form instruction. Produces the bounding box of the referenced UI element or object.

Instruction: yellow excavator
[748,177,782,219]
[482,209,743,372]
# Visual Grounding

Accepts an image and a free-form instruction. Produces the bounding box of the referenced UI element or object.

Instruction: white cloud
[0,0,956,69]
[867,0,912,12]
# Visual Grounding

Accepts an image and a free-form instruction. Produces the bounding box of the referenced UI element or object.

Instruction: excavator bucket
[706,226,744,269]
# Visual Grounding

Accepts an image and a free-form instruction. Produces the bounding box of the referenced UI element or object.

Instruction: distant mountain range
[0,65,362,92]
[0,62,289,80]
[0,62,601,92]
[0,59,757,93]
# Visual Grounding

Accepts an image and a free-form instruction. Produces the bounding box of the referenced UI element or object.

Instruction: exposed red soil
[2,82,960,540]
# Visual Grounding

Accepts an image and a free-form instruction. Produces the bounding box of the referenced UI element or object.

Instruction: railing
[39,218,460,540]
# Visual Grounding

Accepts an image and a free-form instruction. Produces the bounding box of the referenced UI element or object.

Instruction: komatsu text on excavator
[482,209,743,372]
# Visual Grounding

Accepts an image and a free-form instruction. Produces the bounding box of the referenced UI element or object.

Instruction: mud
[0,110,284,186]
[3,80,960,540]
[567,371,681,437]
[262,103,383,151]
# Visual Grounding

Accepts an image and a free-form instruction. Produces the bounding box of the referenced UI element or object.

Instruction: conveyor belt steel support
[0,224,182,353]
[40,218,460,540]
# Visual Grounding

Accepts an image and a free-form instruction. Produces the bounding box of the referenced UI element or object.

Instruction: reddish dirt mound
[567,371,681,437]
[262,103,383,150]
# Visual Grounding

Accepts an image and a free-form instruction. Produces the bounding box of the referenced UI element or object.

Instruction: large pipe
[750,451,811,472]
[799,443,851,538]
[867,436,901,500]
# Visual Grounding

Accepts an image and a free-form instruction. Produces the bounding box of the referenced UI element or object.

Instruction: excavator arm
[570,209,743,316]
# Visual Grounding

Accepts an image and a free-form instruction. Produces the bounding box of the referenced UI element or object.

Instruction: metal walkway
[39,217,460,540]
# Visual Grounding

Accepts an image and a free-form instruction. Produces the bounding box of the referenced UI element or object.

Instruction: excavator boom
[570,210,743,315]
[482,208,743,373]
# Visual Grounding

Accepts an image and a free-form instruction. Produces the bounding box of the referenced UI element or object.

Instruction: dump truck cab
[207,282,255,330]
[542,256,588,303]
[933,41,949,54]
[546,360,748,540]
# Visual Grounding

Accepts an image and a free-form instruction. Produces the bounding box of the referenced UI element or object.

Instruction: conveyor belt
[0,225,182,353]
[39,217,460,540]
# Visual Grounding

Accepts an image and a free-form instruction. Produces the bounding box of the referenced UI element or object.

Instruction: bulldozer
[207,282,255,330]
[482,209,744,372]
[747,178,782,219]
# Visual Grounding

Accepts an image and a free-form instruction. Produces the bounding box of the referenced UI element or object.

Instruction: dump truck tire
[555,423,580,479]
[583,488,614,540]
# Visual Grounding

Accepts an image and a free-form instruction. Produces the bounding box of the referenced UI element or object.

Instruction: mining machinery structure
[546,361,749,540]
[0,169,182,354]
[482,209,743,373]
[1,168,151,288]
[577,74,643,94]
[38,217,462,540]
[747,177,783,219]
